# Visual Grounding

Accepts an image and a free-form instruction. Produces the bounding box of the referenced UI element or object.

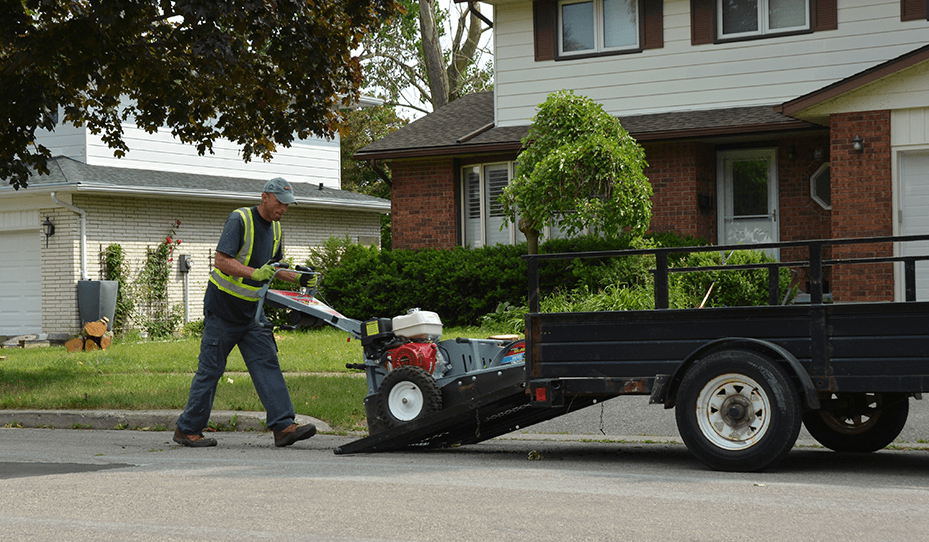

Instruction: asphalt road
[2,426,929,542]
[3,395,929,541]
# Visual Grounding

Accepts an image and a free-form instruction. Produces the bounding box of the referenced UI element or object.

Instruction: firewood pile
[65,317,113,352]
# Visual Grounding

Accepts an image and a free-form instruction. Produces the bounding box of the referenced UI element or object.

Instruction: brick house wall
[776,134,833,276]
[643,141,716,241]
[391,158,458,250]
[391,136,836,259]
[829,110,894,302]
[40,194,382,334]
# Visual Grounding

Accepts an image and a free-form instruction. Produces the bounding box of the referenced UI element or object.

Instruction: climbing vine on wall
[136,220,184,338]
[102,243,134,334]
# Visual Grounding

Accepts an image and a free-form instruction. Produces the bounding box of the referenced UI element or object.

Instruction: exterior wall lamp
[43,216,55,248]
[852,135,865,153]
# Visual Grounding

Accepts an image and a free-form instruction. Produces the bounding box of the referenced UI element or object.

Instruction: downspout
[50,191,90,281]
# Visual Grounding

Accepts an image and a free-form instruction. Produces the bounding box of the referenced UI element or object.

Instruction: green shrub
[317,232,707,327]
[669,250,796,308]
[307,235,356,276]
[320,243,527,326]
[480,245,795,335]
[182,318,204,338]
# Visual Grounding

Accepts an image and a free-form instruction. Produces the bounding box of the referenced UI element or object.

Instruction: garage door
[0,229,42,335]
[900,150,929,301]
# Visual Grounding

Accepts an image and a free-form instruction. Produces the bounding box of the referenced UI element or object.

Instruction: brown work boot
[273,423,316,447]
[173,429,217,447]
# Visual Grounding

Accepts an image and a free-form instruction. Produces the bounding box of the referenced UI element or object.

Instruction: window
[718,0,808,39]
[462,163,525,248]
[691,0,834,46]
[461,163,587,248]
[810,162,831,209]
[559,0,639,55]
[533,0,662,61]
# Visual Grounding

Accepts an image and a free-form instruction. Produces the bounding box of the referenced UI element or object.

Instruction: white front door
[717,149,779,258]
[898,150,929,301]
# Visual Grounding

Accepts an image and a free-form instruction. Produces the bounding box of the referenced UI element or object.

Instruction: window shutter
[534,0,556,61]
[901,0,928,21]
[642,0,664,49]
[691,0,714,45]
[812,0,838,31]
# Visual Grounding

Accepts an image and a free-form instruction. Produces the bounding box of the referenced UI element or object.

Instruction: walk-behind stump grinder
[257,264,573,454]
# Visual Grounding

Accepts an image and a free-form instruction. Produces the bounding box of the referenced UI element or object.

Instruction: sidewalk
[0,409,330,433]
[3,408,928,449]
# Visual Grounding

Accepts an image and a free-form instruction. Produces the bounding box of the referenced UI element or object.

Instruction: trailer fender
[660,338,820,411]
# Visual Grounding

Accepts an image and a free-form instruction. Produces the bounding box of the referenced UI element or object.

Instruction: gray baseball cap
[263,177,297,204]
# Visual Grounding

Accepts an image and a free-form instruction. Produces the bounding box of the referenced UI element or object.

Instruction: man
[174,177,317,448]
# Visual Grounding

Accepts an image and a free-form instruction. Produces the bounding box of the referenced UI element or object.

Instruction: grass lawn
[0,325,494,432]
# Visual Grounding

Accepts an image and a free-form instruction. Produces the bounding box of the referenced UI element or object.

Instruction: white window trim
[717,0,809,40]
[810,162,831,210]
[558,0,640,57]
[461,162,585,248]
[461,162,521,248]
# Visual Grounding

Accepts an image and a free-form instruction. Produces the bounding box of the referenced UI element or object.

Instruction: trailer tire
[802,392,909,453]
[378,365,442,427]
[676,349,801,472]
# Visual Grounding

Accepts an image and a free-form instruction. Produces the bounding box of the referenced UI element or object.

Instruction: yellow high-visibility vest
[209,208,282,302]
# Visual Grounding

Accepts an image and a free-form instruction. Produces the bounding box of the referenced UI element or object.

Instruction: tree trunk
[83,319,108,339]
[65,337,85,353]
[447,11,483,101]
[66,317,112,352]
[420,0,449,110]
[519,217,540,255]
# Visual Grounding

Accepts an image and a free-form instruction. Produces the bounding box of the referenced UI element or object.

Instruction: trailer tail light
[534,386,547,402]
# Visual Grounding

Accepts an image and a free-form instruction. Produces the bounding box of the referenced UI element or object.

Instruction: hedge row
[317,233,706,327]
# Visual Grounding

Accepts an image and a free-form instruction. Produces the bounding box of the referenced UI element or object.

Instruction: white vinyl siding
[493,0,929,127]
[33,104,342,188]
[83,125,341,187]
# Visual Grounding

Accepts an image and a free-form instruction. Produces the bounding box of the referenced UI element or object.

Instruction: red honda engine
[388,342,438,374]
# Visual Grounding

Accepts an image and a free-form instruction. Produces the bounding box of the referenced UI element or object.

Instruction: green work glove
[251,263,276,282]
[299,273,318,288]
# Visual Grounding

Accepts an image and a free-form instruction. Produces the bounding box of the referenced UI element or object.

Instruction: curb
[0,409,330,433]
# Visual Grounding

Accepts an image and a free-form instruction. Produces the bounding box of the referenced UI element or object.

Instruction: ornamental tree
[1,0,400,189]
[500,90,652,254]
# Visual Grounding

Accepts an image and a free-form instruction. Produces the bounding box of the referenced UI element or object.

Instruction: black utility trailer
[301,235,929,472]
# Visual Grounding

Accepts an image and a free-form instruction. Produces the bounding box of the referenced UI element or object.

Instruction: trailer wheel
[675,349,801,472]
[378,365,442,427]
[802,392,909,453]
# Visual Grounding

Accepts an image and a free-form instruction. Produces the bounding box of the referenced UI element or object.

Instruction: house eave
[777,44,929,117]
[355,117,822,162]
[354,141,525,162]
[73,185,391,212]
[632,119,826,141]
[1,181,390,213]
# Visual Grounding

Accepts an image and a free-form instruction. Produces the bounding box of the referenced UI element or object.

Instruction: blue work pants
[176,312,296,434]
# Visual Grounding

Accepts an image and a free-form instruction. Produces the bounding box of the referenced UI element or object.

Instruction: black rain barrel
[77,280,118,331]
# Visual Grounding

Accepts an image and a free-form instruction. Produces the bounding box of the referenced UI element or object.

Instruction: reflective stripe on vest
[209,208,282,302]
